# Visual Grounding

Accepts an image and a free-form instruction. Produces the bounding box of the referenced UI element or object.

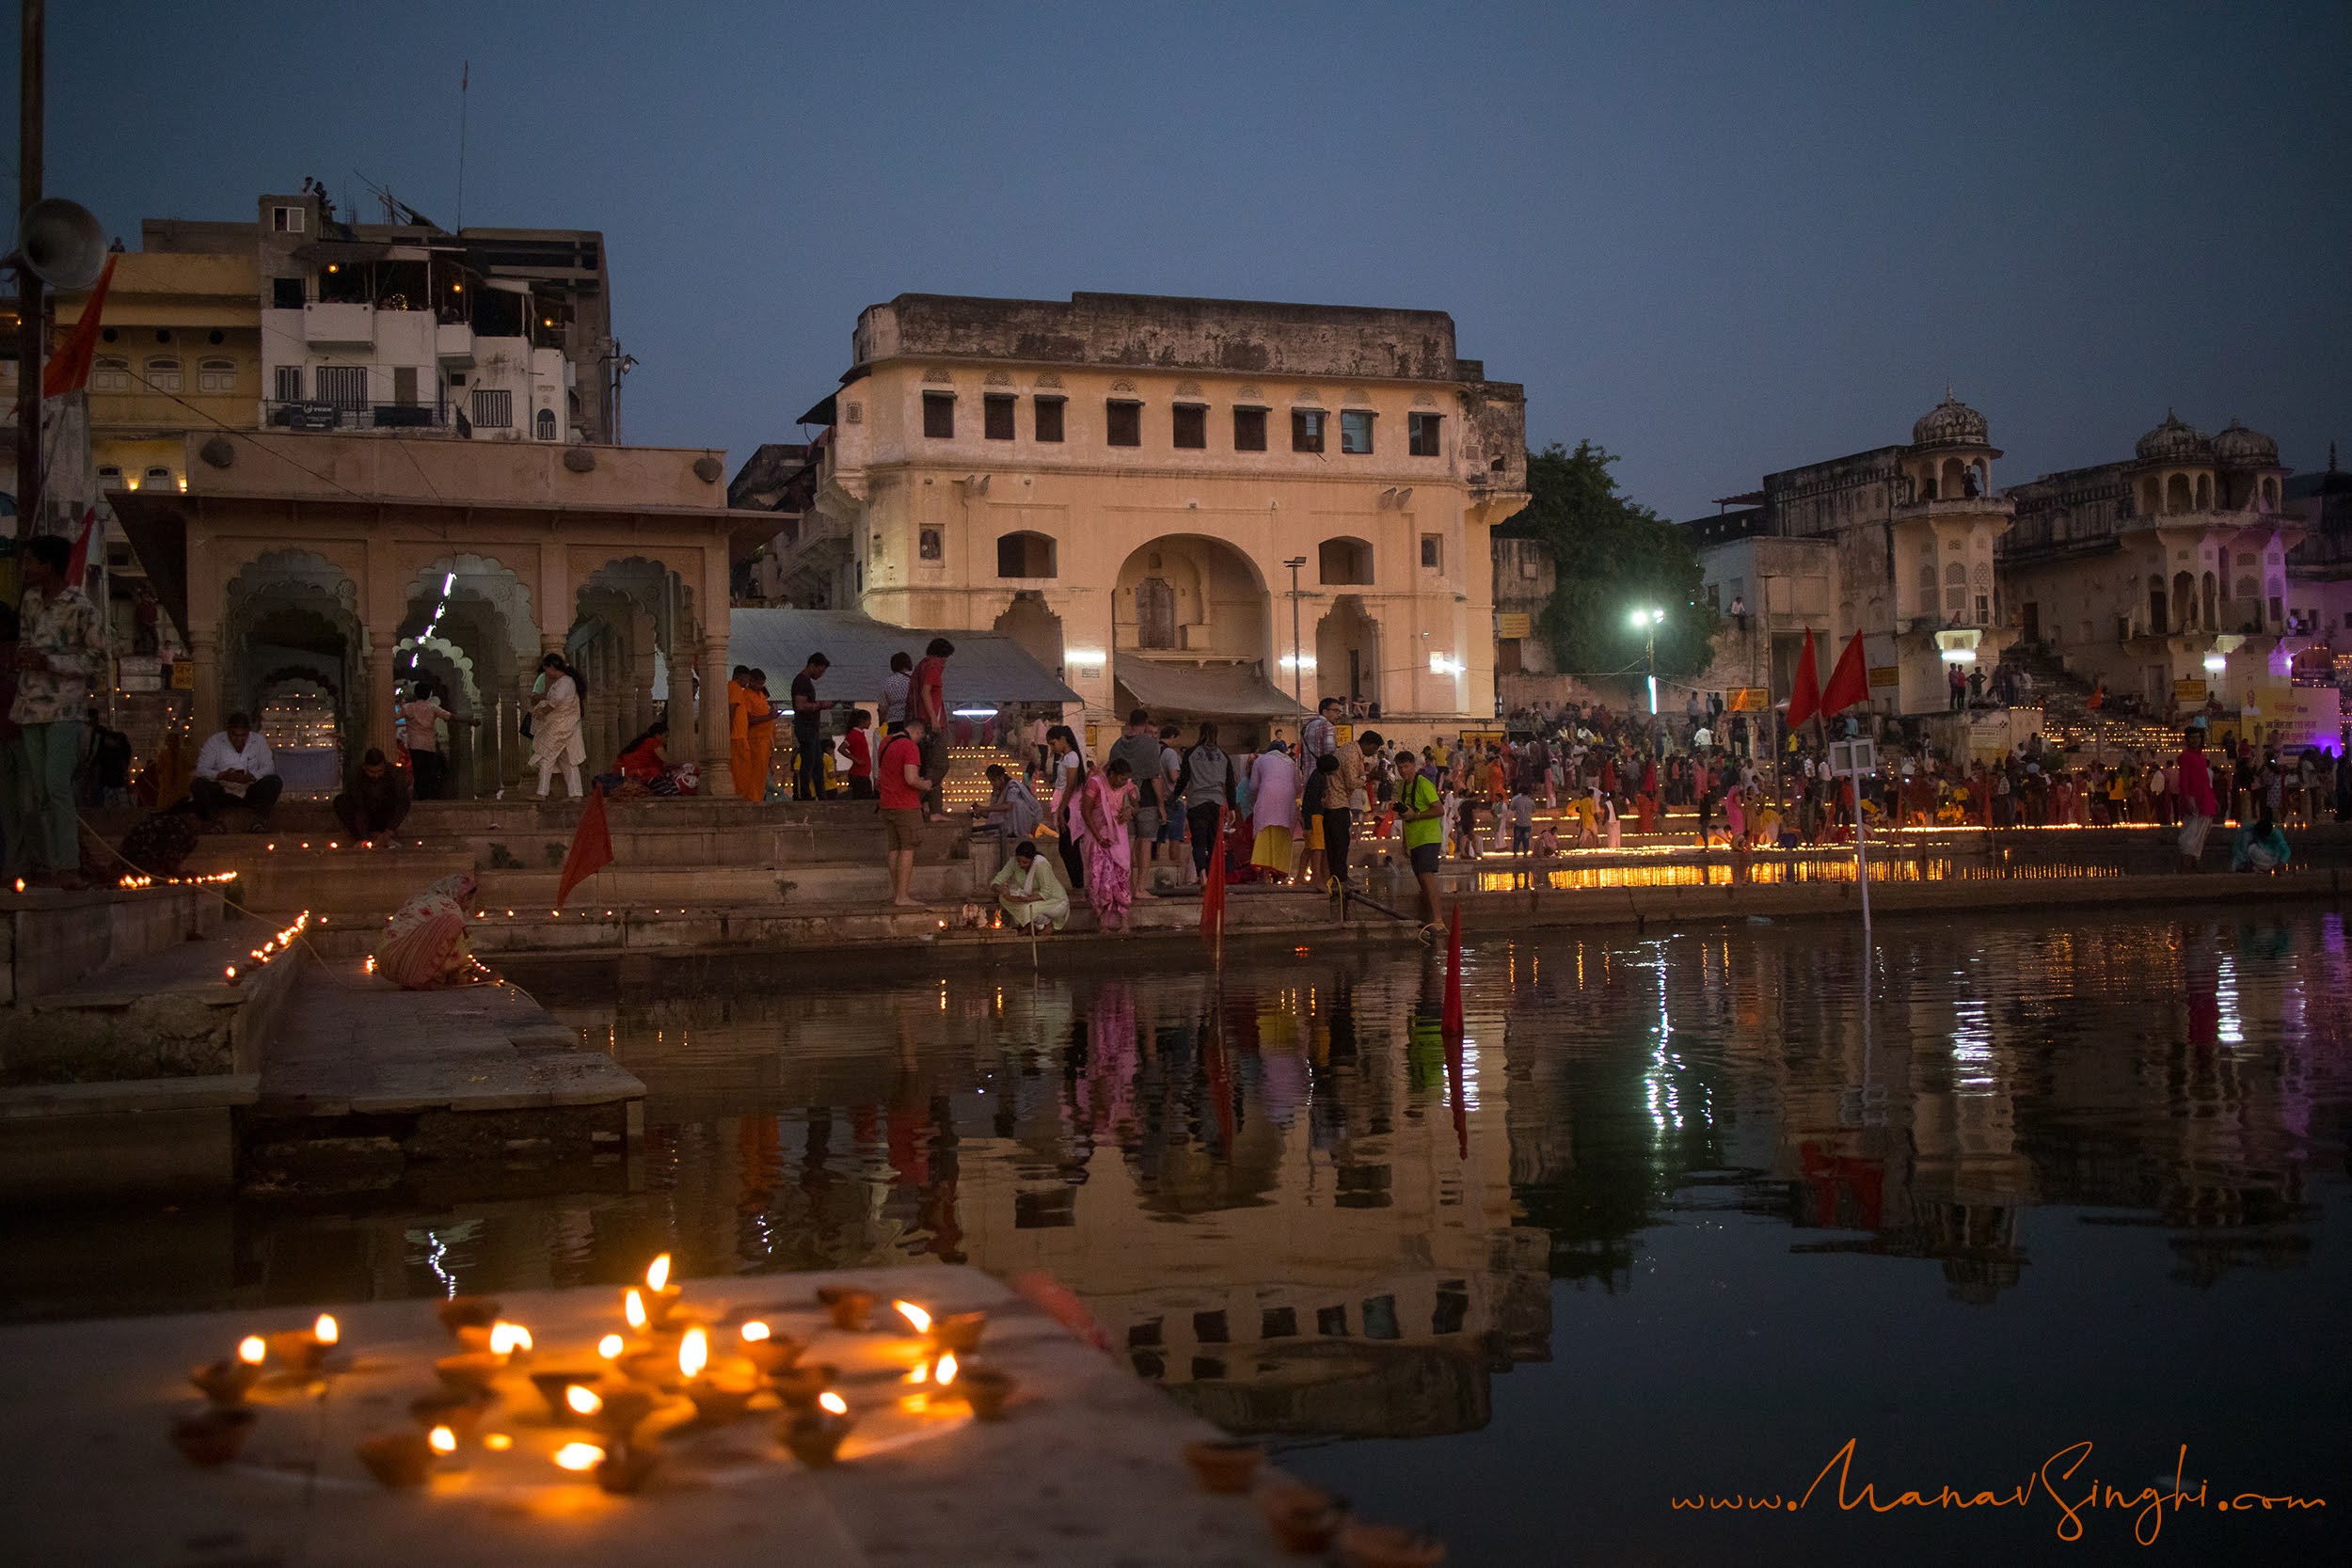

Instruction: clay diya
[779,1394,854,1467]
[529,1370,607,1422]
[1334,1523,1446,1568]
[596,1443,660,1495]
[616,1347,679,1390]
[737,1323,804,1376]
[640,1254,686,1329]
[434,1352,504,1397]
[357,1431,436,1489]
[435,1296,502,1338]
[410,1389,491,1436]
[1184,1438,1265,1494]
[768,1362,839,1412]
[189,1358,263,1408]
[593,1386,660,1444]
[816,1285,876,1331]
[265,1314,339,1373]
[957,1364,1017,1422]
[170,1407,257,1467]
[1257,1481,1346,1556]
[929,1311,988,1355]
[683,1370,759,1425]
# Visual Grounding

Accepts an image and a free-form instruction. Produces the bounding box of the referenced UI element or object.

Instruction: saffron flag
[1820,630,1870,715]
[1786,628,1822,729]
[2086,683,2105,711]
[42,254,120,399]
[1199,805,1229,948]
[555,784,613,906]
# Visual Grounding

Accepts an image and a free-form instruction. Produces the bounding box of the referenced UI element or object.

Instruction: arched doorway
[993,591,1064,673]
[1114,535,1270,666]
[2171,571,2196,632]
[1314,595,1379,712]
[402,554,536,798]
[573,557,689,778]
[222,550,362,784]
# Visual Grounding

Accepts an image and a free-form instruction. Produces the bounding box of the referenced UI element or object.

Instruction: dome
[2212,418,2279,469]
[1912,391,1989,450]
[2134,410,2213,465]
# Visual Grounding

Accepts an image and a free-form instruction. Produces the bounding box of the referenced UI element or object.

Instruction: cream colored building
[789,293,1528,739]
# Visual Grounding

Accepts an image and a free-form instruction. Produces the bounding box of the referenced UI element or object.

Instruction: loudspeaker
[13,198,105,292]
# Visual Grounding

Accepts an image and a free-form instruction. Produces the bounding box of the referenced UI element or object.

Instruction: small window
[1315,1305,1348,1337]
[318,365,367,408]
[918,526,944,562]
[535,407,557,440]
[1233,406,1267,451]
[1420,533,1442,573]
[198,358,236,393]
[146,356,184,393]
[1260,1307,1297,1338]
[144,466,173,487]
[1106,400,1141,447]
[469,387,512,427]
[273,364,303,403]
[92,356,133,392]
[1172,404,1207,450]
[997,531,1057,578]
[272,205,304,233]
[983,393,1016,440]
[1340,409,1374,454]
[1408,411,1443,456]
[271,277,304,309]
[1292,408,1326,453]
[97,465,123,487]
[1033,396,1064,442]
[922,391,955,438]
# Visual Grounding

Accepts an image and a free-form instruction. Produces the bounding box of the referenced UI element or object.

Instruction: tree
[1502,441,1720,682]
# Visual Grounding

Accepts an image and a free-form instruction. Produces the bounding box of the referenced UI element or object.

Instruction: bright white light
[1428,653,1463,675]
[1279,654,1317,670]
[1647,674,1659,714]
[950,706,998,719]
[1939,648,1977,663]
[1065,648,1106,667]
[442,573,456,594]
[2202,654,2226,673]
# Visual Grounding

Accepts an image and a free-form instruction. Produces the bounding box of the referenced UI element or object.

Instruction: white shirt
[198,730,275,784]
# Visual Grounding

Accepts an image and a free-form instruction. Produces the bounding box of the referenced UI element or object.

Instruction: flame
[678,1326,708,1381]
[482,1433,513,1451]
[818,1390,849,1417]
[893,1300,932,1335]
[739,1321,771,1342]
[644,1254,672,1292]
[935,1352,959,1386]
[313,1314,340,1346]
[237,1336,266,1365]
[428,1425,457,1455]
[907,1361,929,1386]
[553,1442,605,1472]
[624,1289,647,1330]
[487,1322,532,1356]
[596,1333,625,1359]
[565,1385,603,1416]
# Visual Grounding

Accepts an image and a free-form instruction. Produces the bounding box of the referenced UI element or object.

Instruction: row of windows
[268,365,552,435]
[92,356,238,394]
[911,529,1444,585]
[921,392,1443,457]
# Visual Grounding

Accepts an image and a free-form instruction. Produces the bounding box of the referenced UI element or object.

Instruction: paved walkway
[4,1268,1294,1566]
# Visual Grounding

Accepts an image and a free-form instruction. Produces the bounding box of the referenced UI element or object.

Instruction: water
[13,909,2349,1563]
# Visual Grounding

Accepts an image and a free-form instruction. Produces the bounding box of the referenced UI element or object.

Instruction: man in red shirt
[912,637,954,822]
[2175,729,2219,870]
[879,715,930,906]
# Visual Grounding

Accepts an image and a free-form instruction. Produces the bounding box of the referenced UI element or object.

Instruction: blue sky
[21,1,2350,517]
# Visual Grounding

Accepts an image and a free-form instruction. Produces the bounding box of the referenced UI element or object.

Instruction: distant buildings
[776,292,1528,736]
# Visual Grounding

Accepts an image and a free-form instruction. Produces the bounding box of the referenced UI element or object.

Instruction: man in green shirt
[1399,752,1447,938]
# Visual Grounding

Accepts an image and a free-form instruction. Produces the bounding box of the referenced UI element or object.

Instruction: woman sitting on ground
[608,721,696,797]
[2231,809,2291,874]
[375,873,486,989]
[975,762,1043,841]
[992,840,1071,933]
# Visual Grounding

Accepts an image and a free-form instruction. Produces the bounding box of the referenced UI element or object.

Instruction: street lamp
[1629,606,1665,714]
[1283,557,1309,706]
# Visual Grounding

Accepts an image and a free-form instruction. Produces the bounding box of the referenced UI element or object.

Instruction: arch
[1942,560,1966,618]
[2166,473,2192,514]
[2171,571,2196,632]
[572,557,692,787]
[535,407,557,440]
[222,549,363,766]
[2194,473,2211,512]
[1115,534,1270,666]
[1939,457,1965,497]
[1915,556,1937,614]
[993,591,1064,672]
[1314,594,1379,710]
[1317,536,1374,586]
[2262,476,2279,509]
[401,553,540,798]
[2139,478,2159,516]
[2146,575,2166,635]
[995,531,1057,579]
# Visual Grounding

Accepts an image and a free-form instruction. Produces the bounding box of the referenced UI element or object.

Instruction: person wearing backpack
[1176,721,1236,879]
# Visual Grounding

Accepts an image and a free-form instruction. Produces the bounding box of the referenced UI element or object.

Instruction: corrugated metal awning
[728,610,1078,706]
[1114,658,1305,720]
[796,393,837,426]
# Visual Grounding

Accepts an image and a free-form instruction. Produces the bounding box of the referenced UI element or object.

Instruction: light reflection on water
[11,909,2350,1561]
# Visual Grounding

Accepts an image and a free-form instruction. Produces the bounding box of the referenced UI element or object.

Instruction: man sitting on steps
[191,711,283,832]
[332,747,412,843]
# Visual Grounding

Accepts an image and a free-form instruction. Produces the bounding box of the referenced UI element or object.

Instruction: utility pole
[15,0,45,540]
[1283,556,1308,706]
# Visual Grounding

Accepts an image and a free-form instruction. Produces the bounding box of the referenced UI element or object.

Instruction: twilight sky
[20,1,2350,518]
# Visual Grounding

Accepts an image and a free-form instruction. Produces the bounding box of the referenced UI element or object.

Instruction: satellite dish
[13,198,105,292]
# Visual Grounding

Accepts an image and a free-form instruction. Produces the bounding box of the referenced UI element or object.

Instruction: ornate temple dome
[2135,410,2214,464]
[1912,391,1989,450]
[2212,418,2280,469]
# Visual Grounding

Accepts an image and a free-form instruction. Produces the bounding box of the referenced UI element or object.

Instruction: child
[1509,787,1534,855]
[840,709,875,799]
[1448,786,1480,860]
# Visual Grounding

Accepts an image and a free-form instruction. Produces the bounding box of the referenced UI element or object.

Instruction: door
[1136,577,1175,650]
[2022,602,2040,644]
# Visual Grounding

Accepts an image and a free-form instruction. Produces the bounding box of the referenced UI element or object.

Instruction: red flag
[556,784,613,906]
[2085,683,2105,711]
[42,253,120,399]
[1442,904,1464,1036]
[1786,628,1821,730]
[1820,631,1870,715]
[1199,805,1229,948]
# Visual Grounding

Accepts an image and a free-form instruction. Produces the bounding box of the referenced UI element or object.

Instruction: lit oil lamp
[930,1312,988,1354]
[410,1389,490,1436]
[357,1431,436,1489]
[485,1322,533,1362]
[427,1425,458,1458]
[553,1441,605,1474]
[780,1390,854,1467]
[591,1386,659,1445]
[596,1333,626,1361]
[170,1408,257,1467]
[736,1321,804,1377]
[640,1254,684,1328]
[436,1296,502,1338]
[817,1285,876,1332]
[190,1336,268,1407]
[265,1313,340,1373]
[674,1325,755,1423]
[530,1370,605,1423]
[595,1442,659,1495]
[768,1362,839,1413]
[434,1352,504,1397]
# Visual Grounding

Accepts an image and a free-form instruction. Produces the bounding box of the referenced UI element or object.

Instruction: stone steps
[1,881,231,1005]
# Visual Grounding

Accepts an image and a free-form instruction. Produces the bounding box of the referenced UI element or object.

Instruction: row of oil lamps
[172,1254,1014,1497]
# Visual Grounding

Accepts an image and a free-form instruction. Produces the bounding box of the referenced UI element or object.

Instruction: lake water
[14,908,2348,1562]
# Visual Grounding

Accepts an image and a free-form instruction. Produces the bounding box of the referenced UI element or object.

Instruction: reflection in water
[8,911,2348,1548]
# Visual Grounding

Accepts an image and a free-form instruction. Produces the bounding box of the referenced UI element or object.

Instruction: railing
[264,399,453,434]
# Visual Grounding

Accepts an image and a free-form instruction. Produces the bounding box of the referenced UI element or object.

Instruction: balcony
[1891,496,2016,522]
[302,302,375,347]
[435,323,476,368]
[265,399,453,435]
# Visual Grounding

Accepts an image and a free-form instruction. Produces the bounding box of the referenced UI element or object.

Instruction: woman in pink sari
[1077,757,1139,930]
[374,873,485,989]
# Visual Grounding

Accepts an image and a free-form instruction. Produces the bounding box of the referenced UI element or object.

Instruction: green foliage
[1503,441,1720,680]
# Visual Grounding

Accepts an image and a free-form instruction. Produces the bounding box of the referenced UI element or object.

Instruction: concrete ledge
[0,1072,259,1118]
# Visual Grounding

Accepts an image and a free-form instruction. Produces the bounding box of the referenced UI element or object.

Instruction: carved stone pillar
[186,632,221,742]
[364,636,398,760]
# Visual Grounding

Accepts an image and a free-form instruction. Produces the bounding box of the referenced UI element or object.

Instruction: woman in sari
[611,720,690,796]
[1077,756,1139,930]
[977,762,1044,841]
[531,654,586,799]
[992,841,1071,932]
[731,668,777,800]
[2231,810,2291,873]
[375,873,484,989]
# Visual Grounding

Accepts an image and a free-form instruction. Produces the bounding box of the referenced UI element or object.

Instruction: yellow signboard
[1724,687,1771,713]
[2173,678,2207,704]
[170,661,196,690]
[1867,665,1900,689]
[1458,728,1505,751]
[1496,612,1533,640]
